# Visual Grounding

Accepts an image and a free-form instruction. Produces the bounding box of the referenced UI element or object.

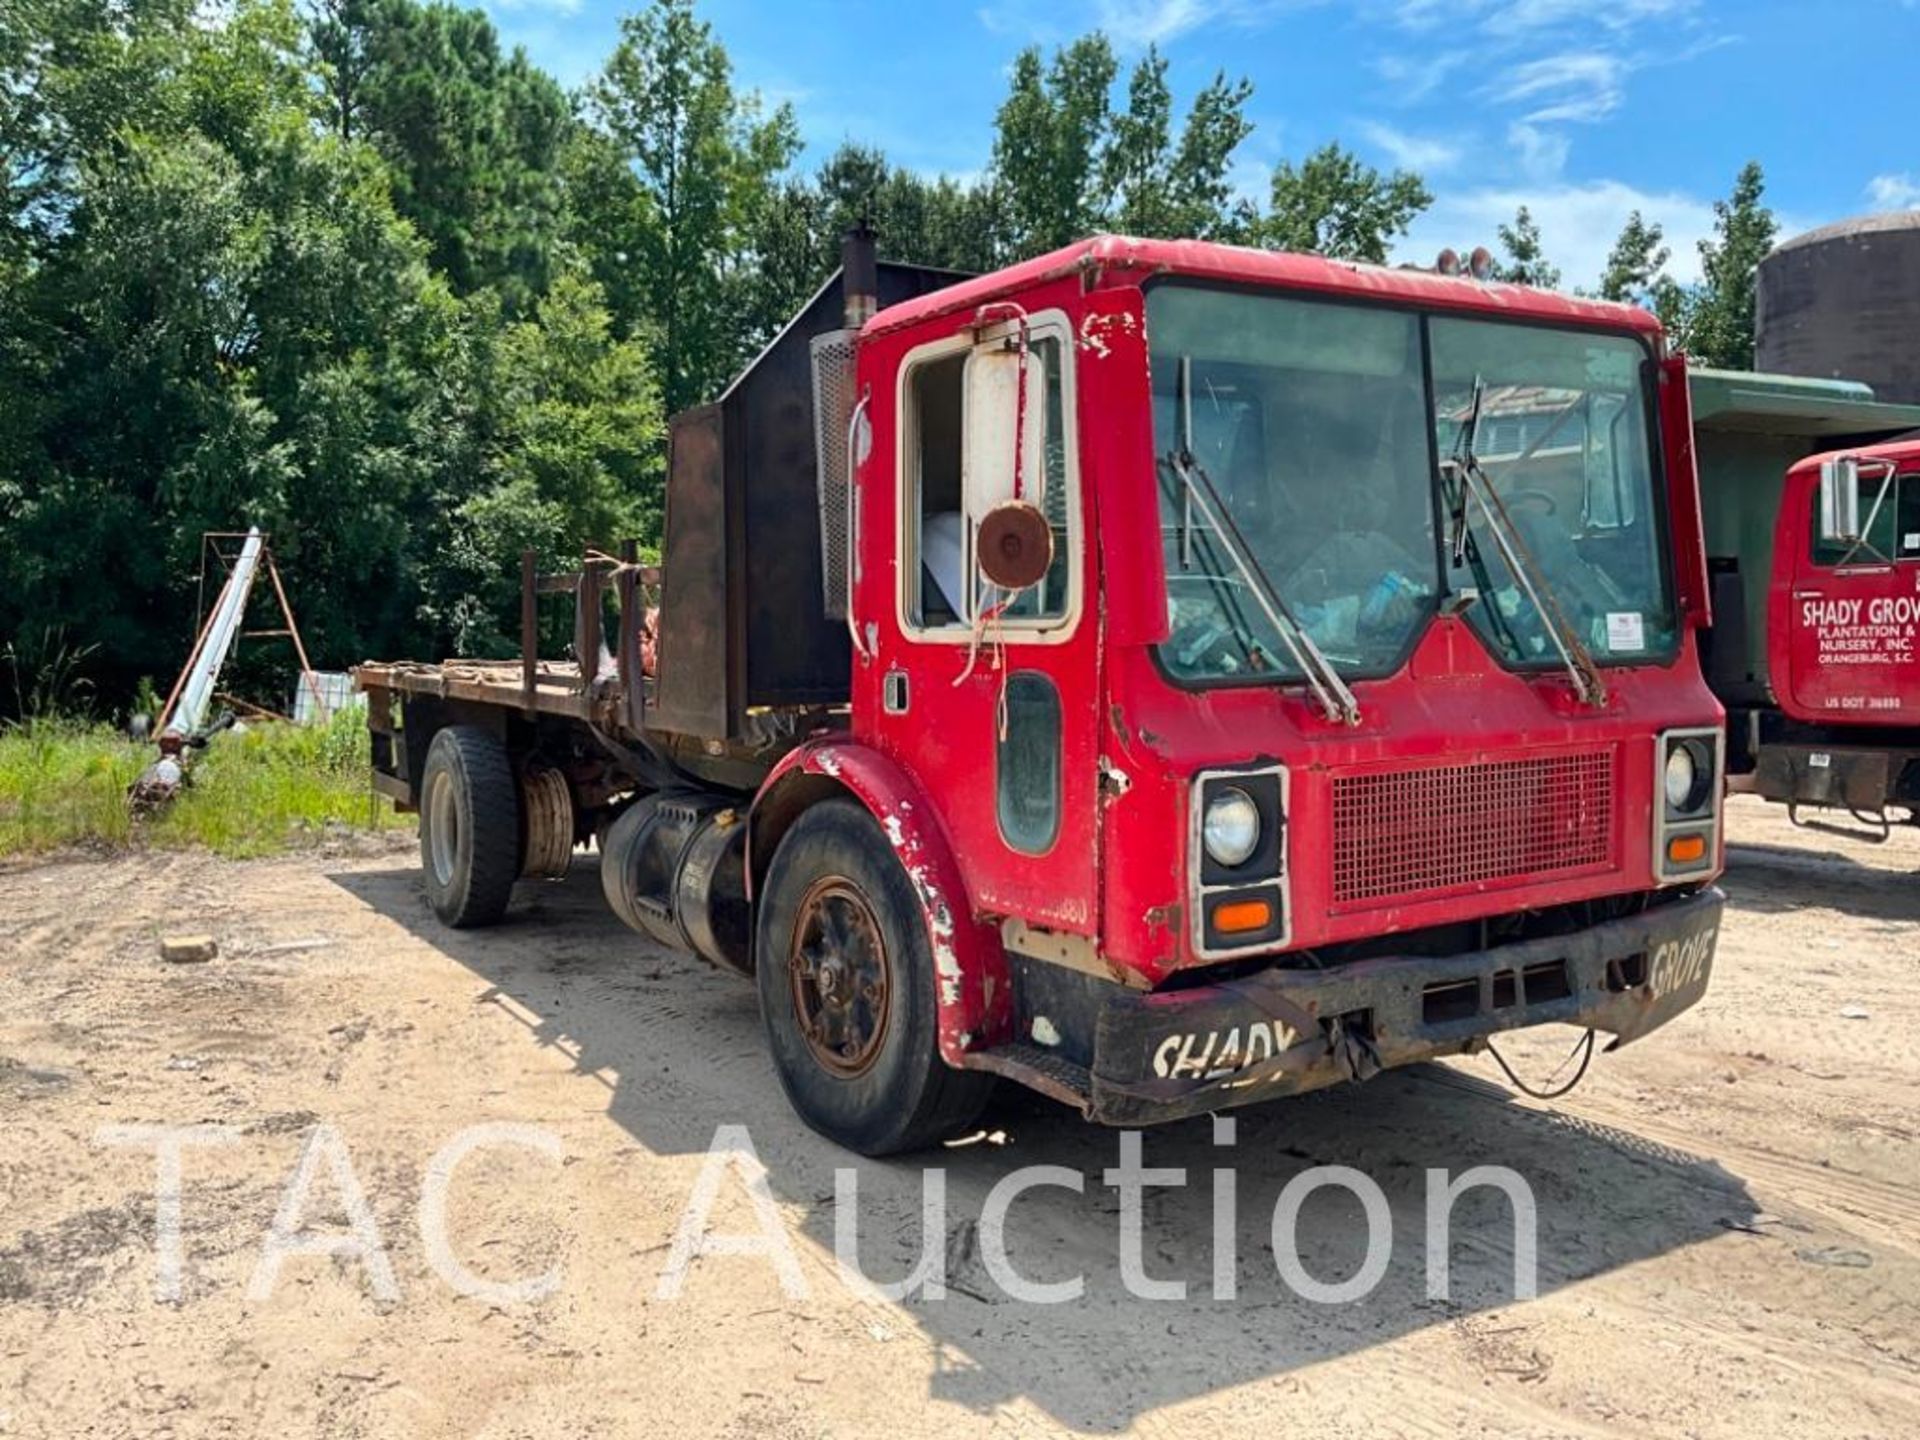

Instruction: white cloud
[1384,0,1693,33]
[1368,0,1703,185]
[1371,50,1473,106]
[1481,0,1694,36]
[978,0,1319,49]
[1094,0,1217,47]
[1492,51,1626,124]
[1357,120,1461,174]
[1867,173,1920,210]
[1399,179,1717,290]
[1506,121,1569,181]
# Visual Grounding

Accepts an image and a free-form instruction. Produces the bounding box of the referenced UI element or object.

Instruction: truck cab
[754,238,1726,1142]
[362,235,1729,1154]
[1757,440,1920,819]
[1687,369,1920,830]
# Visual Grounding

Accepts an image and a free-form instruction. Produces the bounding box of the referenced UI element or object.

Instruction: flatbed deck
[354,651,848,810]
[356,658,609,723]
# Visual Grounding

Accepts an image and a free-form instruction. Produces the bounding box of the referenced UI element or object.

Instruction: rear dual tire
[419,726,521,928]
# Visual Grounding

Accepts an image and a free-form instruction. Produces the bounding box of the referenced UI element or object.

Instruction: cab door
[866,307,1102,935]
[1781,462,1920,722]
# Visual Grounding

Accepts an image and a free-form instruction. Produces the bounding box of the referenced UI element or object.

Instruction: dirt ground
[1,795,1916,1439]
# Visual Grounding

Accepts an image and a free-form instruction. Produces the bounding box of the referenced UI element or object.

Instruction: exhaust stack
[842,223,877,329]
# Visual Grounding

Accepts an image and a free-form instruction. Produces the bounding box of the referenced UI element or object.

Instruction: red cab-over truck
[358,232,1728,1154]
[1688,366,1920,832]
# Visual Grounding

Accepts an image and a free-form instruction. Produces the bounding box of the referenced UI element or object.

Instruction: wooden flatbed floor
[356,658,612,722]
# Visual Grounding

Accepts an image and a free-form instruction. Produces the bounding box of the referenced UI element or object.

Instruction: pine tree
[588,0,800,411]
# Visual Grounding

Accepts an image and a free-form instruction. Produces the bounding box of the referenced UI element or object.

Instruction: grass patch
[0,708,407,860]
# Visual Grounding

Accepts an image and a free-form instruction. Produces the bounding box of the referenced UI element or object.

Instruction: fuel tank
[601,792,752,975]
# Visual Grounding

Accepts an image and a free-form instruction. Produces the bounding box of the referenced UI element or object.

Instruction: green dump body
[1691,367,1920,707]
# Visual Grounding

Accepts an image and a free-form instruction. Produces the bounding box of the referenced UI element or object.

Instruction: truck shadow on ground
[332,860,1757,1432]
[1723,841,1920,923]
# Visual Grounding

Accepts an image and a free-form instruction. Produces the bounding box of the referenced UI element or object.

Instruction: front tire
[419,726,521,928]
[755,800,993,1155]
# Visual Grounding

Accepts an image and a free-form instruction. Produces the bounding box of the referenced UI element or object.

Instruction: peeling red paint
[753,738,1012,1065]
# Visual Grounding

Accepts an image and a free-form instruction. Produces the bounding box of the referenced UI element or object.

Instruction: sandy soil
[1,796,1916,1439]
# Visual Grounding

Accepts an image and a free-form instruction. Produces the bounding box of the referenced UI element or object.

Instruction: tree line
[0,0,1781,714]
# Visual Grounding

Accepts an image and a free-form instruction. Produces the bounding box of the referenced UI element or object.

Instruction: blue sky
[480,0,1920,288]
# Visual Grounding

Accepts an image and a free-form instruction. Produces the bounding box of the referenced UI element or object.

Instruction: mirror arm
[1840,459,1898,565]
[1177,355,1194,569]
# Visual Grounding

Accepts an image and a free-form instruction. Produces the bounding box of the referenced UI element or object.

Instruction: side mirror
[976,499,1053,591]
[1819,456,1862,544]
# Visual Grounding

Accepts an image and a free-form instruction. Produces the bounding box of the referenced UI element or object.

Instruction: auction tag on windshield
[1606,611,1645,652]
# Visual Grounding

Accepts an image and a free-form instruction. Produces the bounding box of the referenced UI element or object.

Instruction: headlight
[1663,745,1697,811]
[1203,787,1261,867]
[1664,739,1713,813]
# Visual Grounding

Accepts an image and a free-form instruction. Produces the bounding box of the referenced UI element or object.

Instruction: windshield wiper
[1444,377,1608,708]
[1171,358,1360,725]
[1168,451,1362,725]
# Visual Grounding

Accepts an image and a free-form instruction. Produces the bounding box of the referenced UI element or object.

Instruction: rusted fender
[748,738,1012,1067]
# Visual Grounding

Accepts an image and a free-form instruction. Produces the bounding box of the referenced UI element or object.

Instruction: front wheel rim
[426,768,459,887]
[788,878,891,1078]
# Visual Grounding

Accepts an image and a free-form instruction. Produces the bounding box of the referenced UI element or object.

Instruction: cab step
[966,1041,1092,1114]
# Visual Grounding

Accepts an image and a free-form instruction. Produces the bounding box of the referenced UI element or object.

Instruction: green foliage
[312,0,571,310]
[4,629,100,726]
[1106,51,1253,241]
[1253,143,1431,264]
[1665,162,1777,370]
[153,706,404,855]
[586,0,800,412]
[1,0,661,717]
[1599,209,1669,305]
[431,271,662,653]
[0,722,141,853]
[988,36,1254,257]
[0,708,403,858]
[1496,205,1561,290]
[992,35,1118,255]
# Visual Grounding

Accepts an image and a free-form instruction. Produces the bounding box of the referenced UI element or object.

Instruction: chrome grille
[1331,751,1615,906]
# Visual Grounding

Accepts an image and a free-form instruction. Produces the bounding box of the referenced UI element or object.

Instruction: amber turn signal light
[1211,898,1274,934]
[1666,834,1708,865]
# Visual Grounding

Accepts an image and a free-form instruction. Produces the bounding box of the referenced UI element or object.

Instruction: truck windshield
[1430,317,1676,669]
[1146,284,1674,685]
[1150,287,1440,683]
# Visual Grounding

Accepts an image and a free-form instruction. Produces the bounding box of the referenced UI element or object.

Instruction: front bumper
[1083,887,1724,1126]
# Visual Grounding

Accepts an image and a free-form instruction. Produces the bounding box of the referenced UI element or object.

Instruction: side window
[1898,475,1920,561]
[901,328,1076,633]
[906,352,967,627]
[1811,470,1898,566]
[996,672,1061,853]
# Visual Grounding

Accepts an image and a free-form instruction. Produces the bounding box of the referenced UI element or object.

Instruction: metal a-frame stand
[157,530,328,734]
